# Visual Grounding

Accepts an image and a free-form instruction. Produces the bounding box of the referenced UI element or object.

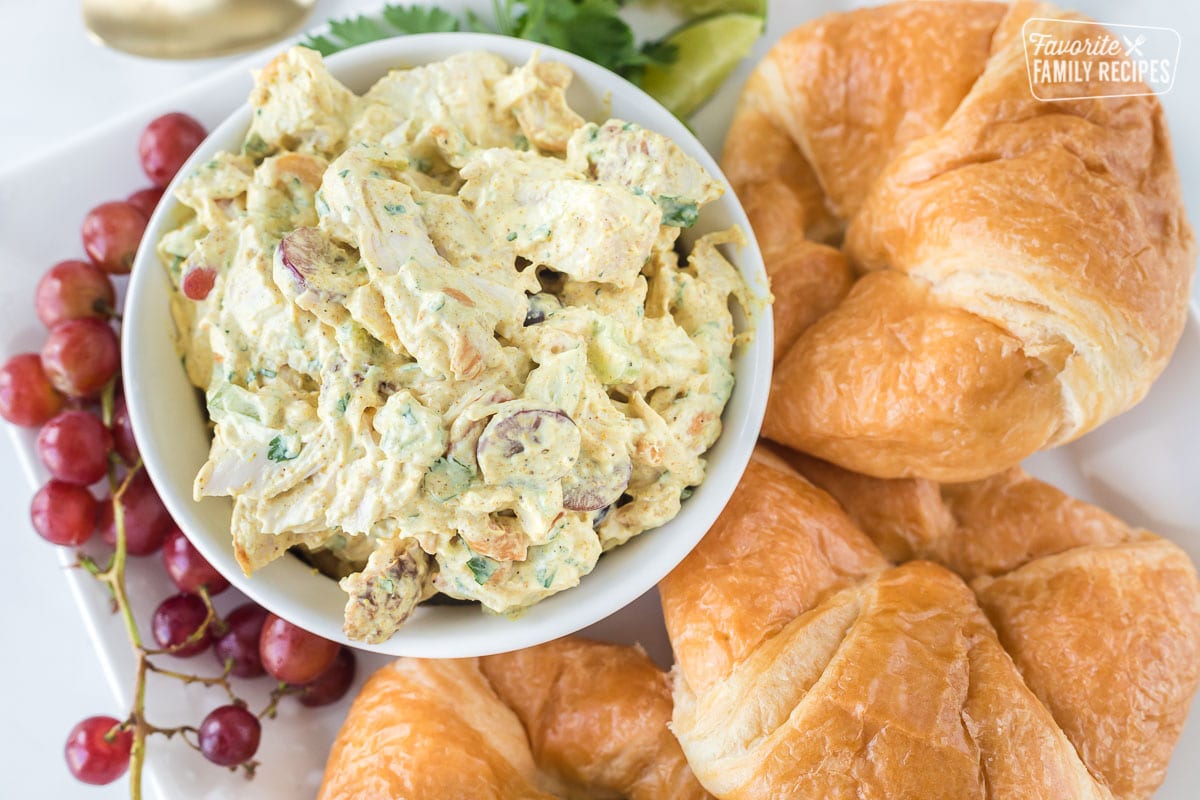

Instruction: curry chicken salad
[158,46,755,643]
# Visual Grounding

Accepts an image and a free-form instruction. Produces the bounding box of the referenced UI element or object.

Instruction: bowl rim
[123,31,774,657]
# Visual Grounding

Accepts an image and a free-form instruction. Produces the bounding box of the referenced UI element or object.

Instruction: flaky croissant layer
[725,1,1196,480]
[318,637,712,800]
[660,449,1200,800]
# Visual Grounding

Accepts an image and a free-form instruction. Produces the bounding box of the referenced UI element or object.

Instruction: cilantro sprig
[303,5,461,55]
[302,1,675,86]
[267,435,301,463]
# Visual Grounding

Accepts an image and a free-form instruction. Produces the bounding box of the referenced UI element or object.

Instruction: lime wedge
[642,13,765,118]
[667,0,768,17]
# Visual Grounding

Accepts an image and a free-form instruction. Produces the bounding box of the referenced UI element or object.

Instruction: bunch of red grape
[2,112,356,788]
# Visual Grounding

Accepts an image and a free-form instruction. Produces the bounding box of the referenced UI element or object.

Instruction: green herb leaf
[329,15,392,46]
[336,392,351,414]
[300,0,681,90]
[243,133,271,159]
[267,435,301,463]
[535,561,558,589]
[464,9,494,34]
[381,5,461,33]
[302,34,343,57]
[467,555,497,584]
[657,195,700,227]
[302,5,460,53]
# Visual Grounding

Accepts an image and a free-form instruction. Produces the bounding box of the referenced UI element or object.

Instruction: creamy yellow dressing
[159,46,753,643]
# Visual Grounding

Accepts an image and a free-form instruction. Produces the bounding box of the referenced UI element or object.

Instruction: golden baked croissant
[318,637,711,800]
[659,447,1200,799]
[723,1,1196,480]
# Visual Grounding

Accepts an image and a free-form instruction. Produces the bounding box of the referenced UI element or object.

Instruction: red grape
[81,201,147,275]
[139,113,206,188]
[35,260,116,328]
[152,593,212,657]
[297,647,356,707]
[181,266,217,301]
[127,186,164,219]
[99,470,172,555]
[162,526,229,596]
[36,410,112,485]
[111,394,139,465]
[197,704,260,767]
[259,614,339,684]
[64,715,132,785]
[213,603,270,678]
[41,319,120,397]
[31,480,98,546]
[0,353,65,426]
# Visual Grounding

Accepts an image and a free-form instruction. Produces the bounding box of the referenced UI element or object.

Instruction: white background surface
[0,1,1196,799]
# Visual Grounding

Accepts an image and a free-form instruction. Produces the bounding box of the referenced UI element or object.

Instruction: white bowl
[123,33,773,657]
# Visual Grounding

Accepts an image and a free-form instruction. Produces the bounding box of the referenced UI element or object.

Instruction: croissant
[318,637,711,800]
[659,448,1200,799]
[723,1,1196,480]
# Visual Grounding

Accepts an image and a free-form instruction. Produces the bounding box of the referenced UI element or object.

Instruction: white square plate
[0,1,1196,797]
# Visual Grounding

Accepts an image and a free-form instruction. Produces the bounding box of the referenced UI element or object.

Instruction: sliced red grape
[0,353,65,426]
[31,480,98,546]
[275,228,362,321]
[35,260,116,328]
[139,113,207,188]
[476,408,580,486]
[213,603,270,678]
[81,201,147,275]
[162,526,229,596]
[36,410,112,485]
[562,453,633,512]
[181,266,217,301]
[276,227,322,288]
[152,593,212,657]
[442,389,515,475]
[99,470,172,556]
[259,613,339,684]
[197,704,260,767]
[298,647,356,707]
[64,715,132,785]
[111,394,139,465]
[523,292,561,326]
[41,319,120,398]
[126,186,164,219]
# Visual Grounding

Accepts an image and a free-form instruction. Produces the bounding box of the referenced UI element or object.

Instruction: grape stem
[260,682,301,720]
[145,657,240,705]
[83,379,261,799]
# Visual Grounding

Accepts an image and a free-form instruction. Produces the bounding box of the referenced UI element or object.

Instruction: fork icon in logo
[1123,34,1147,57]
